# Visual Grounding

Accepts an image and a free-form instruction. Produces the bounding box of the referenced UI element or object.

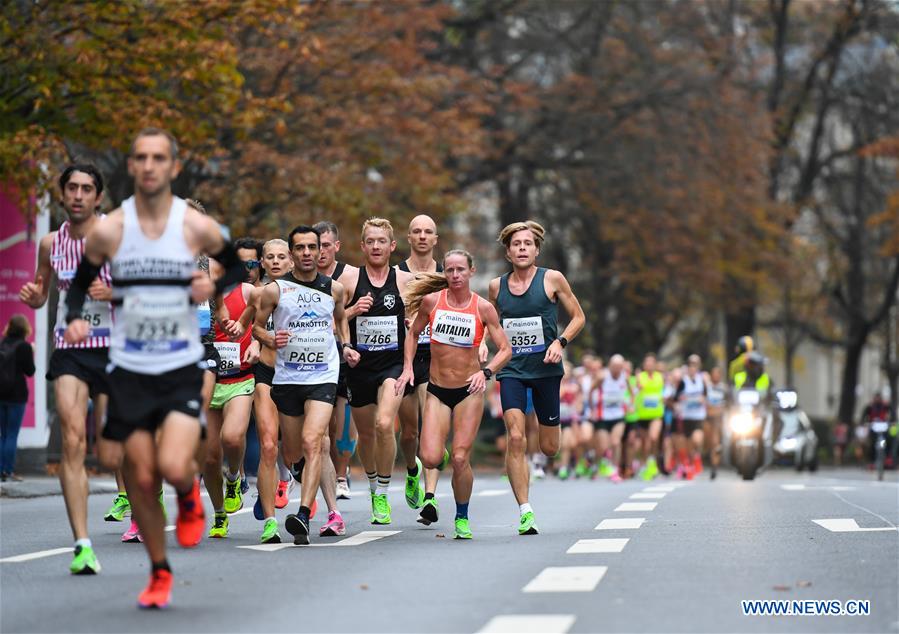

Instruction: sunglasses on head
[244,260,261,270]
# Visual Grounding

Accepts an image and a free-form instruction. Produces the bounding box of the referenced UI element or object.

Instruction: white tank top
[272,273,339,385]
[51,219,113,349]
[601,372,628,421]
[680,374,706,421]
[109,196,202,374]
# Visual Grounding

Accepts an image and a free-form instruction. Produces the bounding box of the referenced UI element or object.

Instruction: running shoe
[319,510,346,537]
[104,494,130,521]
[285,513,310,545]
[437,448,450,471]
[405,457,425,509]
[518,511,539,535]
[70,545,101,575]
[710,465,717,480]
[260,518,281,544]
[454,517,473,540]
[275,479,291,508]
[208,512,228,538]
[693,454,703,474]
[175,478,205,548]
[224,476,243,513]
[598,458,615,477]
[642,456,659,481]
[336,478,351,500]
[417,497,439,525]
[531,464,546,480]
[575,458,589,478]
[137,569,172,609]
[240,475,249,495]
[253,496,264,521]
[609,470,623,484]
[371,493,392,525]
[290,458,305,484]
[121,520,143,543]
[557,466,570,480]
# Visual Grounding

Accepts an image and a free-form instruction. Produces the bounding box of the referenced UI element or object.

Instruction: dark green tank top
[496,267,562,380]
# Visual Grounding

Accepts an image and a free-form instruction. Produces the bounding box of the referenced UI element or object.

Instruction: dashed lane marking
[522,566,607,593]
[812,519,897,533]
[566,538,629,554]
[595,518,645,530]
[629,492,666,499]
[0,547,73,563]
[614,502,657,512]
[237,530,401,551]
[477,615,576,634]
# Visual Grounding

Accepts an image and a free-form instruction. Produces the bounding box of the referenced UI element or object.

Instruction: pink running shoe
[609,470,623,483]
[319,510,346,537]
[122,520,143,543]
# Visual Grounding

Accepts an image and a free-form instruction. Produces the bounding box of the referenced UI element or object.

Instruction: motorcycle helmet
[736,336,754,354]
[746,351,765,367]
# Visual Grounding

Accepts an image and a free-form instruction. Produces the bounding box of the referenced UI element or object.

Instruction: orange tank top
[428,289,485,349]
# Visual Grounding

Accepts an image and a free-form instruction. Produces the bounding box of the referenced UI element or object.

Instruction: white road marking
[566,538,628,554]
[237,530,401,551]
[478,615,576,634]
[595,518,645,530]
[477,489,510,497]
[165,525,175,532]
[629,492,666,499]
[812,519,898,533]
[781,484,856,492]
[643,486,675,492]
[0,547,73,563]
[522,566,607,593]
[615,502,657,512]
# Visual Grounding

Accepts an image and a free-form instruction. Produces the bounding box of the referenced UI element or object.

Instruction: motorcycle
[772,389,818,472]
[723,388,773,480]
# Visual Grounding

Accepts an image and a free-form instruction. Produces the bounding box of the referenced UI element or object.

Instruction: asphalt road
[1,468,897,633]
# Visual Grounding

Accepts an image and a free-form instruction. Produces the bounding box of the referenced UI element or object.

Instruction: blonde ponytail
[405,273,449,317]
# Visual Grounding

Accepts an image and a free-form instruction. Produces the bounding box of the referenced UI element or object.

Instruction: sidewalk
[0,476,119,499]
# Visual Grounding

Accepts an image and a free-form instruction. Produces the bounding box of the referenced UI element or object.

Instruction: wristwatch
[482,368,493,380]
[341,342,354,351]
[558,336,569,348]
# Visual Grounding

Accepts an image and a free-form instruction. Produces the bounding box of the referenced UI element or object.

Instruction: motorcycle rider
[859,392,896,468]
[728,336,754,384]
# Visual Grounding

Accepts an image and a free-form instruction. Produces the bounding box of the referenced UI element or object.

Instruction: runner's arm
[252,283,279,350]
[64,218,113,324]
[19,233,54,309]
[480,299,511,375]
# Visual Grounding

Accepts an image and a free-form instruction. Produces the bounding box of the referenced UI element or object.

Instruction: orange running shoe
[275,480,290,509]
[137,569,173,609]
[693,454,703,474]
[175,478,205,548]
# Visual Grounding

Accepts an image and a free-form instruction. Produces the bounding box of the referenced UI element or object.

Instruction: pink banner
[0,188,37,428]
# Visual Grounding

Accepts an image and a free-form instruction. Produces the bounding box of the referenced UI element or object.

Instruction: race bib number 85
[503,316,545,355]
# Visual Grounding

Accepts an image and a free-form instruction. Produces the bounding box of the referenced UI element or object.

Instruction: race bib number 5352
[503,316,545,355]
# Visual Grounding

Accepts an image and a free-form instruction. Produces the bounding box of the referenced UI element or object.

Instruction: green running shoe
[642,456,659,481]
[260,518,281,544]
[417,497,439,525]
[518,511,539,535]
[454,517,472,540]
[575,458,589,478]
[371,493,392,525]
[104,494,130,522]
[224,477,243,513]
[208,512,229,538]
[557,466,570,480]
[405,457,425,509]
[437,448,450,471]
[599,458,615,477]
[70,545,101,575]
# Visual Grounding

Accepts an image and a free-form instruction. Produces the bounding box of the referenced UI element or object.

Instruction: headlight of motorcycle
[730,412,758,435]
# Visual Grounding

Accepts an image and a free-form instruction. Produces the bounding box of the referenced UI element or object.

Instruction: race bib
[56,290,112,338]
[355,316,398,351]
[685,396,703,411]
[503,316,545,355]
[197,301,211,337]
[123,290,192,353]
[283,333,330,371]
[708,388,725,407]
[431,310,477,348]
[214,341,240,376]
[418,323,431,346]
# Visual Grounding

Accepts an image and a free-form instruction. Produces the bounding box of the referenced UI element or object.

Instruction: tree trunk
[837,328,868,424]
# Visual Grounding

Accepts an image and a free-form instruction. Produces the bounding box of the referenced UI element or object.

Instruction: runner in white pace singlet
[593,354,629,483]
[673,354,707,480]
[64,128,247,609]
[18,163,126,575]
[252,225,359,545]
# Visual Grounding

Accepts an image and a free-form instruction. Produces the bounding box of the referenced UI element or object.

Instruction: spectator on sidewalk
[0,314,36,481]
